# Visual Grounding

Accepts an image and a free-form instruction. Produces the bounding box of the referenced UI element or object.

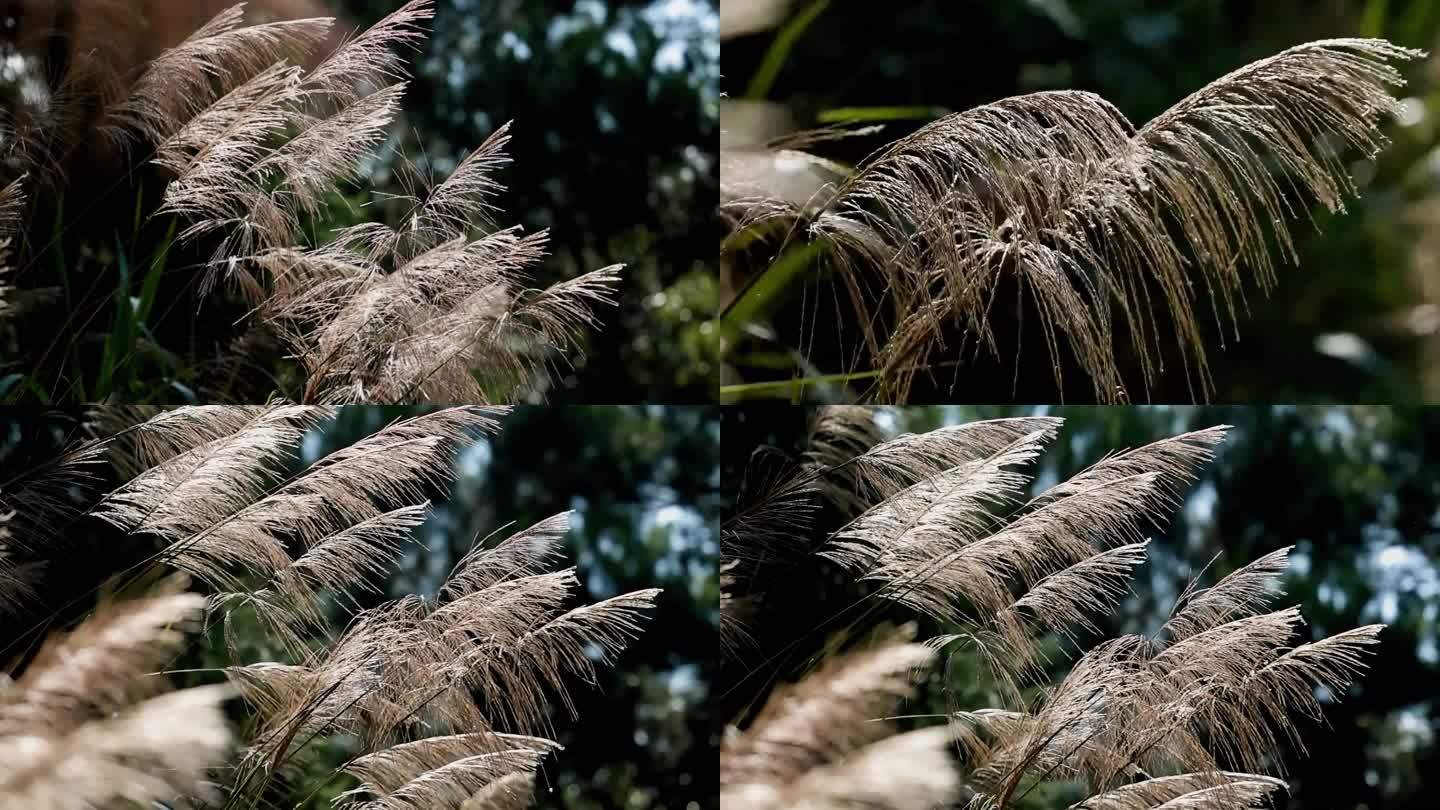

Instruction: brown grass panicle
[0,587,233,810]
[0,405,661,809]
[0,1,621,404]
[722,40,1424,403]
[720,406,1384,810]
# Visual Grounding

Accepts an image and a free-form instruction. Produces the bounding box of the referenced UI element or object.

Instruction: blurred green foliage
[722,405,1440,809]
[722,0,1440,402]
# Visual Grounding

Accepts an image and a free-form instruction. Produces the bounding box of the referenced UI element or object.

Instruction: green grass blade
[720,240,824,345]
[719,369,881,402]
[48,196,86,401]
[817,105,950,124]
[96,235,136,399]
[137,221,175,323]
[744,0,829,100]
[131,184,145,252]
[1360,0,1389,37]
[0,374,53,404]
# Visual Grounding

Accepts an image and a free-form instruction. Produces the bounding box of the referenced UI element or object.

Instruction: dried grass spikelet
[820,427,1228,691]
[233,502,432,651]
[720,635,959,810]
[459,771,536,810]
[960,546,1379,803]
[342,733,560,796]
[1162,546,1293,643]
[258,160,624,402]
[818,430,1052,587]
[1069,772,1287,810]
[3,0,620,405]
[230,588,647,789]
[135,0,622,404]
[451,586,663,732]
[723,447,820,568]
[302,0,436,104]
[719,558,761,660]
[0,591,232,810]
[440,511,574,599]
[0,684,234,810]
[0,177,24,238]
[0,514,40,616]
[720,446,819,659]
[92,405,503,640]
[807,407,1065,516]
[347,752,540,810]
[720,411,1064,658]
[101,6,336,150]
[87,404,280,477]
[0,588,207,735]
[723,40,1423,402]
[729,416,1387,808]
[339,734,557,810]
[226,508,658,789]
[729,411,1065,555]
[0,415,119,615]
[0,1,332,189]
[803,405,889,471]
[92,405,330,587]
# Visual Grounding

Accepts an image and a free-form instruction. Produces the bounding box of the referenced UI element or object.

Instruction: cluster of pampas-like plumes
[0,1,620,403]
[0,405,660,809]
[721,40,1423,403]
[720,406,1383,810]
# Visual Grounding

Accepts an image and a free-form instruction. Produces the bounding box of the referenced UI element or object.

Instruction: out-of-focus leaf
[722,0,794,40]
[745,0,830,99]
[1023,0,1085,37]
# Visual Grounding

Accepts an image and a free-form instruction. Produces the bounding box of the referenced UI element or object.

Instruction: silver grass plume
[459,772,536,810]
[92,405,500,641]
[226,509,659,805]
[100,6,335,149]
[4,1,622,405]
[722,40,1423,402]
[0,591,233,810]
[723,409,1386,809]
[85,404,281,478]
[720,634,960,810]
[0,513,39,615]
[0,405,660,810]
[340,736,556,810]
[1069,772,1287,810]
[721,407,1061,658]
[145,0,622,404]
